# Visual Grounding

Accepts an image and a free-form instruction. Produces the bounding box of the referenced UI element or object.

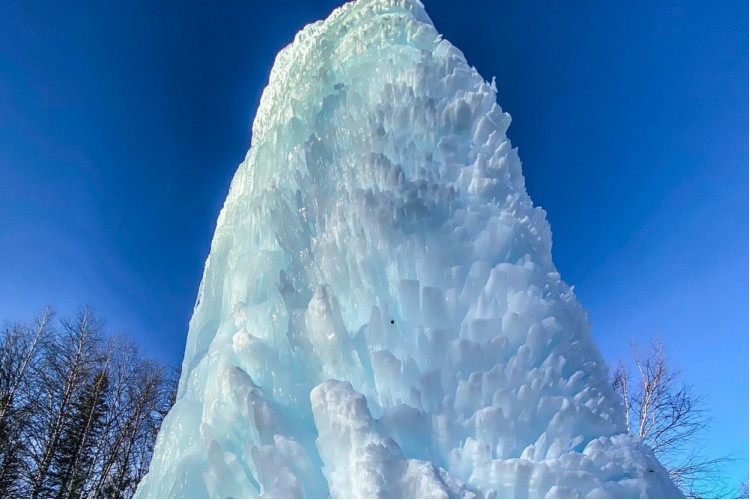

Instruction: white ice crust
[135,0,681,497]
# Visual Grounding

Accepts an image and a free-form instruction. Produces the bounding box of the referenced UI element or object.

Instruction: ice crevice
[135,0,682,497]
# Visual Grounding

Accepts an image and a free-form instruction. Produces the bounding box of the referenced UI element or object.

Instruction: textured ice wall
[136,0,681,497]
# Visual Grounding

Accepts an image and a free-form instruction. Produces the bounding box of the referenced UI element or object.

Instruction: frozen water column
[135,0,682,498]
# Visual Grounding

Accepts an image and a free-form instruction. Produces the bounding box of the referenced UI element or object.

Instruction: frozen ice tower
[136,0,681,497]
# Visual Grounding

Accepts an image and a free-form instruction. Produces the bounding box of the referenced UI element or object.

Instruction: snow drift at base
[135,0,681,497]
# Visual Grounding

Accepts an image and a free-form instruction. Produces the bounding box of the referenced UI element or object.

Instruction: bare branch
[612,336,736,498]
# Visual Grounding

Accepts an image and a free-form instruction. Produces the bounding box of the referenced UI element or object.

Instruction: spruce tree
[54,370,109,498]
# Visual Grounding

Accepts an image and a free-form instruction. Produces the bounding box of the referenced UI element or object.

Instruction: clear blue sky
[1,0,746,486]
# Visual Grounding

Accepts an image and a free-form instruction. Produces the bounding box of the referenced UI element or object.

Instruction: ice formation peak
[135,0,681,497]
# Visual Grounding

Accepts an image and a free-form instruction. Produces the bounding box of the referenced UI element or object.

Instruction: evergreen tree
[53,370,109,498]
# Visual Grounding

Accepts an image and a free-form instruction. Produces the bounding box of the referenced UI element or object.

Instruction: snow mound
[135,0,681,497]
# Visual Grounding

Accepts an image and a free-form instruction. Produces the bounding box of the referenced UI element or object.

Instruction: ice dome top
[135,0,681,497]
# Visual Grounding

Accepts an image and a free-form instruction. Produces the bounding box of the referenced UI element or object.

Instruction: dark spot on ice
[390,319,395,324]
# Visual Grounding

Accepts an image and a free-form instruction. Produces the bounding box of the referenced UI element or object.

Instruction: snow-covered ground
[135,0,681,497]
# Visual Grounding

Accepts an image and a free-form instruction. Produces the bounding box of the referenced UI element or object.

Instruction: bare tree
[84,335,140,498]
[100,359,175,499]
[0,308,54,497]
[87,337,177,499]
[612,338,734,498]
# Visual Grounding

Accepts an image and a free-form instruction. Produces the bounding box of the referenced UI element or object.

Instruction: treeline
[0,307,177,499]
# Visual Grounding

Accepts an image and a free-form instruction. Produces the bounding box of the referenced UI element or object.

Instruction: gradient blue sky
[1,0,746,487]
